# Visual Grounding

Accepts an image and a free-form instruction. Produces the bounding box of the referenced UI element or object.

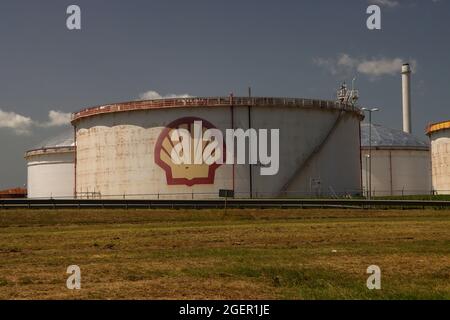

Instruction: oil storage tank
[25,130,75,199]
[361,123,431,197]
[72,97,364,199]
[427,120,450,194]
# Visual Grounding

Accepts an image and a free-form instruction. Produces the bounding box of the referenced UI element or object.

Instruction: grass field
[0,208,449,300]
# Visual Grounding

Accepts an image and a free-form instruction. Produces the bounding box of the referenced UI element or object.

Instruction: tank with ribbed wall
[71,97,364,199]
[361,123,431,196]
[25,130,75,199]
[427,120,450,194]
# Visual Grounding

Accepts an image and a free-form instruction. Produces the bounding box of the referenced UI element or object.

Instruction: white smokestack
[402,63,412,133]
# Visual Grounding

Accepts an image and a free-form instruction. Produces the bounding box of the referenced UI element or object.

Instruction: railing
[71,97,364,122]
[17,189,450,201]
[0,198,449,210]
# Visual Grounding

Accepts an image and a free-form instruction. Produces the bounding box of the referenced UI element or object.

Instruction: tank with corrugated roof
[360,123,431,196]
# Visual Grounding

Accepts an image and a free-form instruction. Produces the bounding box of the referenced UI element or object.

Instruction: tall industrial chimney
[402,63,412,133]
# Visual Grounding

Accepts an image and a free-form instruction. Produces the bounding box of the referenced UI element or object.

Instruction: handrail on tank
[71,97,364,123]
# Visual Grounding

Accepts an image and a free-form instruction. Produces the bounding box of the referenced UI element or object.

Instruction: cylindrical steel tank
[25,131,75,199]
[427,120,450,195]
[361,123,431,196]
[72,97,364,199]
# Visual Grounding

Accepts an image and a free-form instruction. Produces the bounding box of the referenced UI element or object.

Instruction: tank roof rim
[426,120,450,135]
[25,146,76,159]
[71,97,364,124]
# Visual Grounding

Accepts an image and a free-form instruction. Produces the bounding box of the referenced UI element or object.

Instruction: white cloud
[313,54,359,77]
[313,57,337,74]
[138,90,193,100]
[314,53,417,79]
[0,109,33,135]
[338,54,358,69]
[369,0,399,7]
[357,58,404,76]
[0,109,72,135]
[368,0,440,7]
[42,110,72,127]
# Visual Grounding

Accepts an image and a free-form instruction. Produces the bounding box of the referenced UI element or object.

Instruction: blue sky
[0,0,449,188]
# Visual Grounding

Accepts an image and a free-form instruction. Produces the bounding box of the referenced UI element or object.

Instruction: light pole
[361,108,380,200]
[365,154,370,198]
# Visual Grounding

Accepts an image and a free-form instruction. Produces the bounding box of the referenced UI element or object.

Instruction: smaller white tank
[361,123,431,196]
[25,130,75,199]
[427,120,450,195]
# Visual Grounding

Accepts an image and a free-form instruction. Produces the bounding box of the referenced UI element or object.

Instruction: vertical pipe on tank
[368,113,372,199]
[402,63,412,133]
[73,124,77,199]
[358,122,363,196]
[389,150,393,196]
[248,87,253,199]
[230,94,235,193]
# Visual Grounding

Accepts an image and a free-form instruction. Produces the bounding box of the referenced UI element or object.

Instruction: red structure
[0,188,27,199]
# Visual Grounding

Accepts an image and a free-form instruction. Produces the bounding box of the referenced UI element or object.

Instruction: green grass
[0,208,449,300]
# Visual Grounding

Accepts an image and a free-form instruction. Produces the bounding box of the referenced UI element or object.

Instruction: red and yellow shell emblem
[154,117,224,186]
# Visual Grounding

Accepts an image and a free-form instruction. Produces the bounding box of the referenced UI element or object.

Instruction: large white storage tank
[25,131,75,199]
[361,123,431,196]
[72,97,364,199]
[427,120,450,195]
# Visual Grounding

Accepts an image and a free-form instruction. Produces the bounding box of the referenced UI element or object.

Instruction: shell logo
[154,117,224,186]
